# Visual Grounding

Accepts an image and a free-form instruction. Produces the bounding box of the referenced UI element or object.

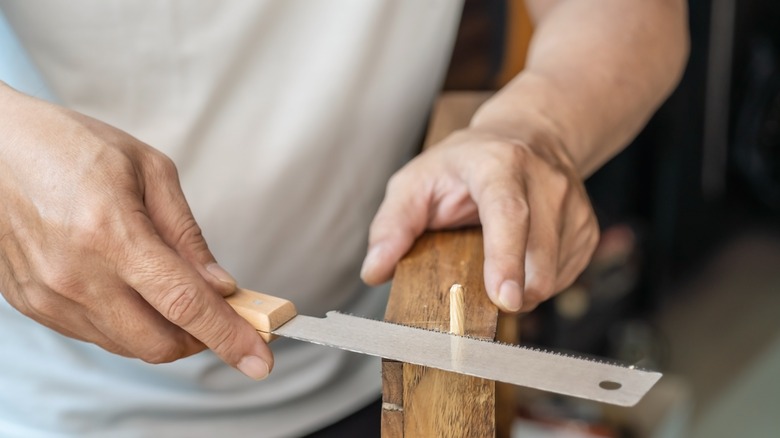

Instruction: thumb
[361,173,429,285]
[141,152,237,296]
[127,151,271,379]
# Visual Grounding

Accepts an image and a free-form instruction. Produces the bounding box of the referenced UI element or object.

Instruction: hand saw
[227,288,661,407]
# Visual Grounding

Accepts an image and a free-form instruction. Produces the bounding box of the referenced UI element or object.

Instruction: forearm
[470,0,689,176]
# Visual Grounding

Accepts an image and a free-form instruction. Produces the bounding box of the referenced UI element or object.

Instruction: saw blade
[272,311,661,407]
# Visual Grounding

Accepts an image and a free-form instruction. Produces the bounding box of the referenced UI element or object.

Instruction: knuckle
[68,207,135,263]
[173,216,206,249]
[586,226,601,252]
[489,192,529,221]
[98,339,133,358]
[21,287,59,319]
[385,169,416,196]
[138,337,187,364]
[385,171,403,191]
[476,160,528,208]
[69,204,113,242]
[499,140,532,166]
[575,217,601,256]
[160,283,204,327]
[35,257,84,298]
[147,150,179,180]
[546,169,572,200]
[476,141,526,174]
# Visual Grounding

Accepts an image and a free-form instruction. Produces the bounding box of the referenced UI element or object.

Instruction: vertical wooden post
[381,92,518,438]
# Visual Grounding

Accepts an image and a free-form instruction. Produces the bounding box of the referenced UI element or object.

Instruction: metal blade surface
[273,311,661,407]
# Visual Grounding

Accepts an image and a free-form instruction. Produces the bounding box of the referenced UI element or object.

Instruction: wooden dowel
[449,283,465,336]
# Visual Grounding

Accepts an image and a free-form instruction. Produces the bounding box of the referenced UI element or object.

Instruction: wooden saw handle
[226,288,297,343]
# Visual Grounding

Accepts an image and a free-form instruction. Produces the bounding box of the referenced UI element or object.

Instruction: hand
[361,126,599,313]
[0,84,272,379]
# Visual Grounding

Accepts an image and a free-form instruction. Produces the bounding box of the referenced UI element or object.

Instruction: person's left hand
[360,126,599,313]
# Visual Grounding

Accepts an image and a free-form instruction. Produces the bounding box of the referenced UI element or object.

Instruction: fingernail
[360,245,383,280]
[206,263,236,286]
[498,280,522,312]
[237,355,270,380]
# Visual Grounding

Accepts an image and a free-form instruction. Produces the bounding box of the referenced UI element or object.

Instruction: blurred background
[445,0,780,436]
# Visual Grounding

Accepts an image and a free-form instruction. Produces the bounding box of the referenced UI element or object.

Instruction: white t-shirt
[0,1,462,437]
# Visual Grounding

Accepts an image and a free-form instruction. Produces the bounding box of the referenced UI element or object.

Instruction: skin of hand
[0,83,272,380]
[361,0,690,312]
[362,125,597,313]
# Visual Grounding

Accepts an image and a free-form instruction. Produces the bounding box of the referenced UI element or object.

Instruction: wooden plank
[402,362,495,437]
[384,228,495,335]
[381,92,517,437]
[391,229,496,438]
[381,360,405,438]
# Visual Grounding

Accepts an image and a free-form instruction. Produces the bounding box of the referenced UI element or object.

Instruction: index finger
[470,173,529,313]
[114,216,273,379]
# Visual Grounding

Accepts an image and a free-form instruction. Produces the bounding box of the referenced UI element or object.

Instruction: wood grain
[384,228,496,335]
[381,361,405,438]
[386,229,498,438]
[381,91,517,437]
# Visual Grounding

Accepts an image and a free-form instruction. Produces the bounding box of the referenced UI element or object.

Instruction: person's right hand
[0,83,272,380]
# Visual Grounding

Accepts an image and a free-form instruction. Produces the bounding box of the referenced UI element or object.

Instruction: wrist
[468,103,579,176]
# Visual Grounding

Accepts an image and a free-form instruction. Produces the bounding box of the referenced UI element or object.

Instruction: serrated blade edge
[272,311,661,406]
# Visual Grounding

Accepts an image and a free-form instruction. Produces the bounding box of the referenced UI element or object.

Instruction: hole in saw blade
[599,380,622,390]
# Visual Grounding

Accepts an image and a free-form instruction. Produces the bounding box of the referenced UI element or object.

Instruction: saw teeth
[332,311,650,372]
